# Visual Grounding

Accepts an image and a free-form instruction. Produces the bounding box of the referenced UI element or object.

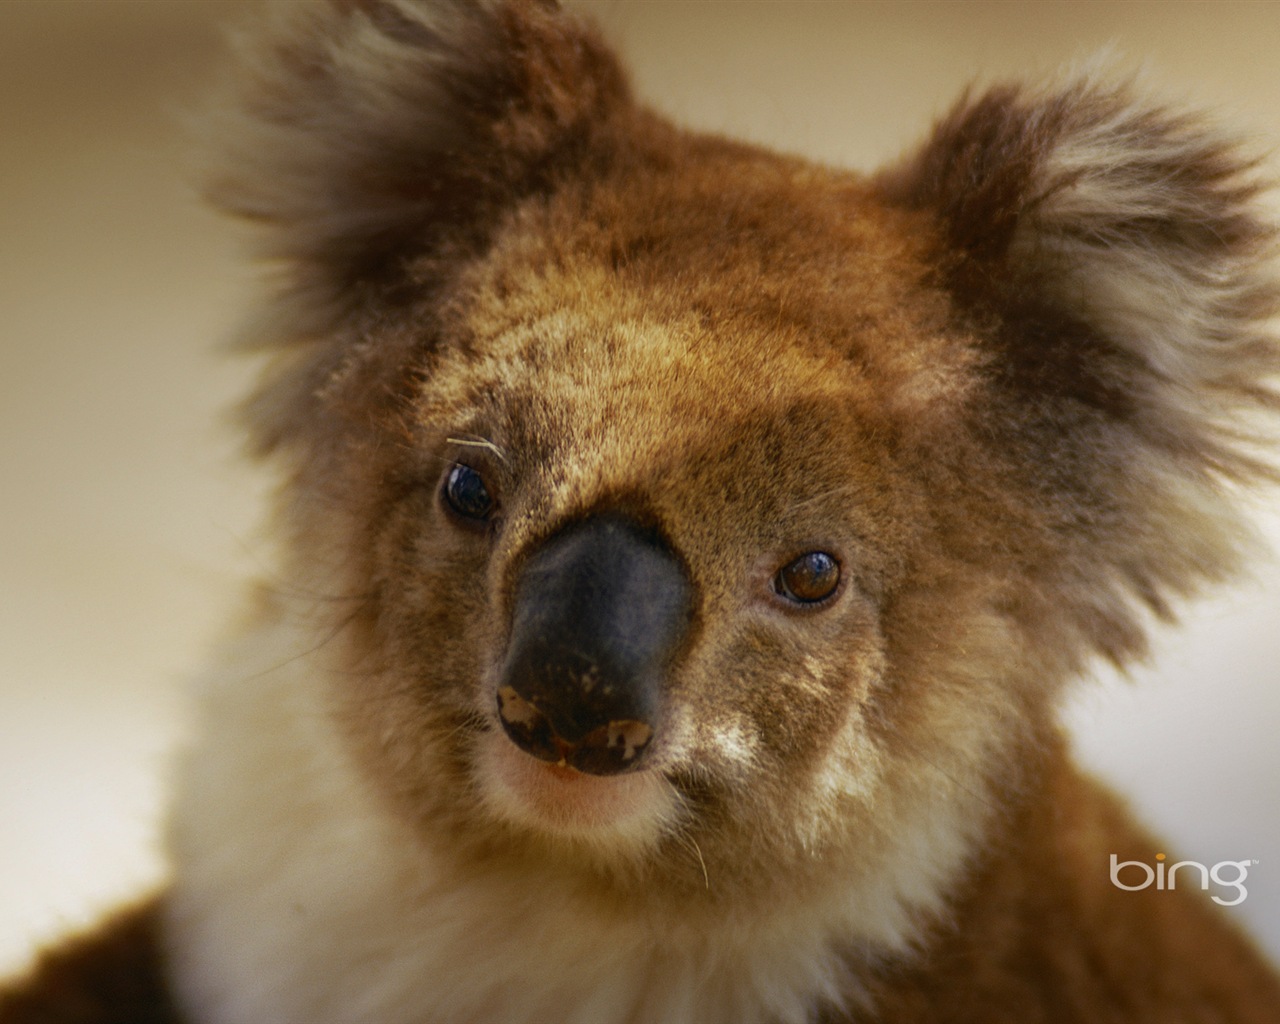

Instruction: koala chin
[7,2,1280,1022]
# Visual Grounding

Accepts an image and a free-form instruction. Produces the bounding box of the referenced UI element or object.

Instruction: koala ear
[205,0,629,453]
[209,0,626,304]
[877,69,1280,661]
[876,68,1280,480]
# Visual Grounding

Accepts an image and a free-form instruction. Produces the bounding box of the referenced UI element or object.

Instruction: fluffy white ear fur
[207,0,502,274]
[203,0,624,324]
[1023,74,1279,643]
[1016,76,1277,457]
[886,65,1280,463]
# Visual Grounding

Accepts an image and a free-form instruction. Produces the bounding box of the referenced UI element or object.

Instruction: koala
[4,2,1280,1022]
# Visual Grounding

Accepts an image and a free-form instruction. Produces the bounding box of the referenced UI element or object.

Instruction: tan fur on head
[163,3,1280,1022]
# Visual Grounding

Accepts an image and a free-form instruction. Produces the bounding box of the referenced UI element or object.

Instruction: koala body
[5,2,1280,1022]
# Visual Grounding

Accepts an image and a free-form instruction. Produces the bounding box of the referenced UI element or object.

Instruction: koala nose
[497,515,692,776]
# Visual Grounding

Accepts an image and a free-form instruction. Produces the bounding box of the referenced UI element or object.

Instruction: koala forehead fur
[148,1,1280,1022]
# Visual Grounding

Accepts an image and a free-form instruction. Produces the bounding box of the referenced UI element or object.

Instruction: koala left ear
[208,0,627,309]
[876,68,1280,483]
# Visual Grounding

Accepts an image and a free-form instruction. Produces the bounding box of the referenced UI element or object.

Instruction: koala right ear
[205,0,630,453]
[874,67,1280,473]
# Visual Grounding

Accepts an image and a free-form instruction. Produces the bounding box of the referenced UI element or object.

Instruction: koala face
[320,161,971,903]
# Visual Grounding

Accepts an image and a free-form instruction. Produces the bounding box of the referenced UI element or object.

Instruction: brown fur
[6,1,1279,1021]
[0,902,178,1024]
[865,746,1280,1022]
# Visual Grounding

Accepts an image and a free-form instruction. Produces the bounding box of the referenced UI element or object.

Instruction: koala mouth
[478,728,677,841]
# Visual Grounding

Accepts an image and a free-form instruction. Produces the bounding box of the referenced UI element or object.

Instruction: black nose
[497,515,692,775]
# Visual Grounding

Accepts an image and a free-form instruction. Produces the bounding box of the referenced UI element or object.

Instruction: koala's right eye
[442,464,495,524]
[773,551,841,606]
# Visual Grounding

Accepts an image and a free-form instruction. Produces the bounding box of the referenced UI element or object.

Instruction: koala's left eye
[442,464,495,524]
[773,551,841,605]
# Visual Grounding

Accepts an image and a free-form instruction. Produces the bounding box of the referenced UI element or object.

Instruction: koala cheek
[699,713,761,772]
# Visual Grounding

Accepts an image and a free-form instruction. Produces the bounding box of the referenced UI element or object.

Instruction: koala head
[206,0,1278,927]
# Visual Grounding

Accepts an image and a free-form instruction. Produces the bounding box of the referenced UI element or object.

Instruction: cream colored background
[2,0,1278,979]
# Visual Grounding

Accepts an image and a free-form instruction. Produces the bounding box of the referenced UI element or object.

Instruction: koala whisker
[445,435,507,462]
[669,829,711,892]
[663,780,714,890]
[219,524,377,604]
[268,582,379,604]
[243,602,370,682]
[428,709,489,743]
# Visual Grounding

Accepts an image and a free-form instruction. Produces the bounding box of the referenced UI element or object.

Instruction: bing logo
[1110,852,1255,907]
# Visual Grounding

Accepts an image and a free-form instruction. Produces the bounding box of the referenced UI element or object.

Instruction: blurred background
[2,0,1279,979]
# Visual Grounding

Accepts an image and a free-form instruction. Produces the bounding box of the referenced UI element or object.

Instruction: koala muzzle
[497,515,692,776]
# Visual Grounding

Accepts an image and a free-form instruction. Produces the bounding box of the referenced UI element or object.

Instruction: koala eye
[773,551,841,605]
[442,464,495,524]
